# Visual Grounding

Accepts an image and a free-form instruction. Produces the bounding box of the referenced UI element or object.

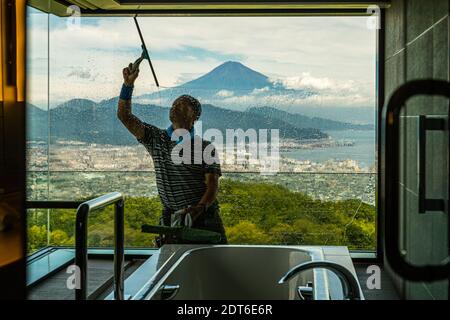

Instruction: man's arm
[117,98,145,141]
[117,59,146,141]
[185,173,220,221]
[199,173,220,208]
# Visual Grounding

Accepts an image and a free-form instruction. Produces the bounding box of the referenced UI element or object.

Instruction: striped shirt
[137,122,222,211]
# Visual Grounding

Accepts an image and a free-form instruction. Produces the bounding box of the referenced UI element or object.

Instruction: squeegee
[133,15,159,87]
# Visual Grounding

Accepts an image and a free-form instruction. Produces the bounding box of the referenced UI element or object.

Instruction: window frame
[25,3,386,262]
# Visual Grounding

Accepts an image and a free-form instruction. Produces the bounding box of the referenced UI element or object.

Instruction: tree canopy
[27,178,376,253]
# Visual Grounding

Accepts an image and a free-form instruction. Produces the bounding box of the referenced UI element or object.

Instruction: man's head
[169,95,202,130]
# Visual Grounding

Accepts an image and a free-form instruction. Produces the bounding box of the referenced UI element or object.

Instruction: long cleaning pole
[133,15,159,87]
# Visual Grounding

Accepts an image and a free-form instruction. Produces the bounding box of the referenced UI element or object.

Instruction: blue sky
[26,6,376,110]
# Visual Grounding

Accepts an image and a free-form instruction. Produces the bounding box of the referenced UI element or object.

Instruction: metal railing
[75,192,124,300]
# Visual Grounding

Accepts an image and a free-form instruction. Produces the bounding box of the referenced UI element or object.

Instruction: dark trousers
[160,203,228,244]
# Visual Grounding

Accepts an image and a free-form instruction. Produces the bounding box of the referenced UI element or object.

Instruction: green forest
[27,178,376,253]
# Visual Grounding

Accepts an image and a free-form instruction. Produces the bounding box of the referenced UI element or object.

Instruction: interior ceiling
[27,0,391,16]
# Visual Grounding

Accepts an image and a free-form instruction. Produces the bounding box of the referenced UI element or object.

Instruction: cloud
[270,72,363,95]
[207,90,371,110]
[251,87,271,95]
[173,72,203,86]
[216,90,234,98]
[26,14,376,108]
[134,97,166,106]
[67,68,98,80]
[198,70,374,110]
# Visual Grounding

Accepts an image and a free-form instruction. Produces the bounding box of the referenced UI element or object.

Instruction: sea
[280,130,376,169]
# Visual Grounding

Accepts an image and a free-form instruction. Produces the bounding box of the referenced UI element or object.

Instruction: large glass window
[26,7,377,253]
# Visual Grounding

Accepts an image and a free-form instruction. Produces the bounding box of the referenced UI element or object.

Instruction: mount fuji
[26,61,373,145]
[135,61,315,111]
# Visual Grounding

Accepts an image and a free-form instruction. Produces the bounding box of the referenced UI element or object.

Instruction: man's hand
[183,204,206,223]
[122,59,142,86]
[117,57,147,141]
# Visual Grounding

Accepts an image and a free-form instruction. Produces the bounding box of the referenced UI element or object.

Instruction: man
[117,58,227,245]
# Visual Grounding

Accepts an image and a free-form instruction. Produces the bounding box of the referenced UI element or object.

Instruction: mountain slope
[26,99,328,145]
[199,104,326,140]
[136,60,314,113]
[180,61,272,90]
[27,103,48,140]
[248,106,374,131]
[26,61,373,145]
